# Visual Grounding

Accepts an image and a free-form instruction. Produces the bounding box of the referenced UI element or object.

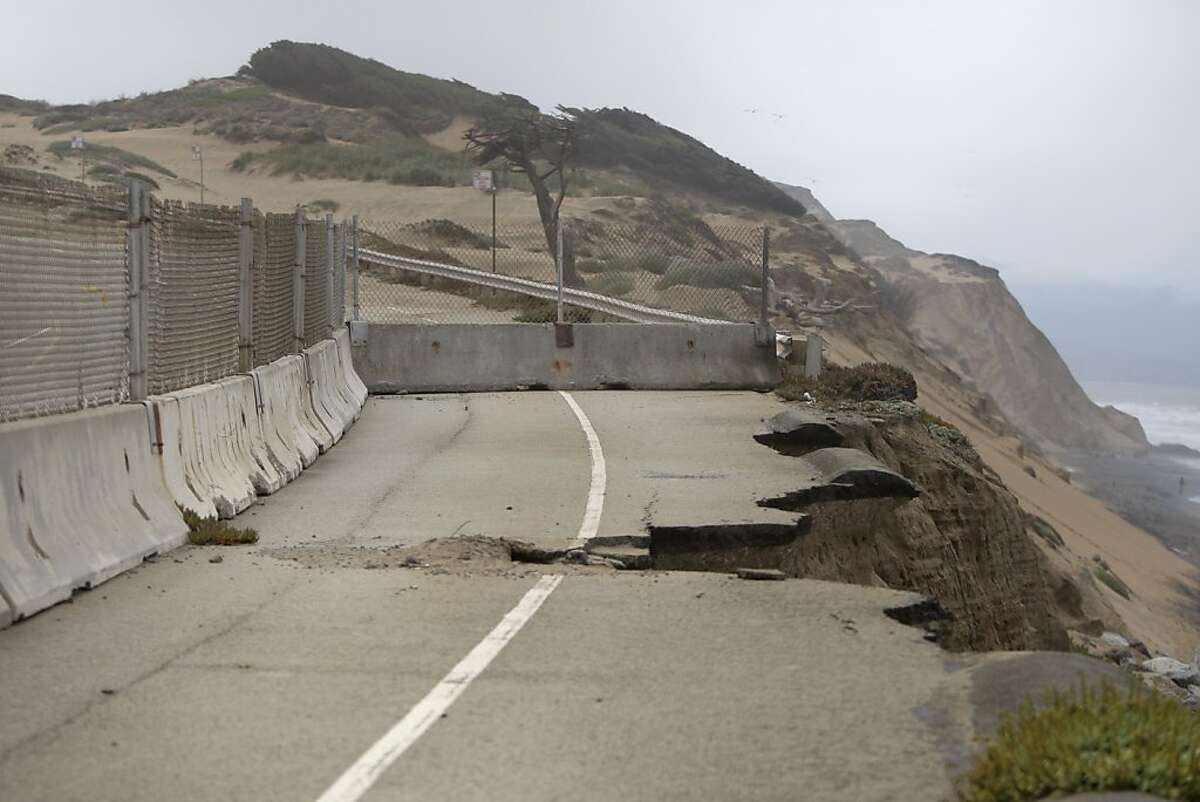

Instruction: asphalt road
[0,391,1030,801]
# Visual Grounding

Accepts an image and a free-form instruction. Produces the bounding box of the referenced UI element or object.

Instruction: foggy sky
[4,0,1197,294]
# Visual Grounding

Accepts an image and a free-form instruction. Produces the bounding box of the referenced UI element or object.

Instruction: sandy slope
[0,113,618,224]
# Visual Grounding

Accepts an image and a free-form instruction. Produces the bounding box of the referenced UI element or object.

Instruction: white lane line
[558,390,607,542]
[315,574,563,802]
[315,391,609,802]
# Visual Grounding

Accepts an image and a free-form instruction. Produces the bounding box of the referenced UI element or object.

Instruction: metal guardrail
[358,249,738,325]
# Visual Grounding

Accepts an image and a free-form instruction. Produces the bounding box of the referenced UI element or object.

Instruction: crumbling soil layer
[655,401,1072,652]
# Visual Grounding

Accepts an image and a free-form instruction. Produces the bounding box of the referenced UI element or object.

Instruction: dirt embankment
[769,403,1071,652]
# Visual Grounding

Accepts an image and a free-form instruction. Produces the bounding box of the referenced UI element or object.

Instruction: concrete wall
[352,323,780,393]
[0,332,368,627]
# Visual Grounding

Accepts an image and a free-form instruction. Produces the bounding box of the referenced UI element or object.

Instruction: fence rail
[358,248,739,325]
[355,218,768,325]
[0,167,345,423]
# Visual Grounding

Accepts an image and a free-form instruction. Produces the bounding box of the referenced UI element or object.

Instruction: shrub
[413,219,492,249]
[233,137,466,187]
[180,507,259,546]
[959,681,1199,801]
[654,260,759,291]
[1094,563,1133,599]
[47,140,176,178]
[1025,513,1066,549]
[577,258,608,274]
[779,363,918,404]
[589,272,635,297]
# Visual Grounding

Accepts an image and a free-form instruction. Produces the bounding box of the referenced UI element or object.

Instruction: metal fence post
[293,209,306,352]
[760,227,770,327]
[324,214,335,337]
[351,215,361,321]
[238,198,254,371]
[555,217,564,324]
[337,221,348,325]
[126,182,149,401]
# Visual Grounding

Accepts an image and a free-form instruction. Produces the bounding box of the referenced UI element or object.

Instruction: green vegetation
[588,272,636,297]
[411,219,494,249]
[88,164,160,190]
[19,41,808,217]
[568,107,806,216]
[242,41,528,135]
[0,94,48,114]
[654,260,759,291]
[570,168,647,197]
[779,363,919,404]
[47,140,176,178]
[1025,513,1066,549]
[917,409,970,447]
[1093,556,1133,599]
[959,681,1198,801]
[180,507,259,546]
[238,43,808,213]
[231,136,469,187]
[357,229,464,267]
[307,198,340,212]
[578,254,671,276]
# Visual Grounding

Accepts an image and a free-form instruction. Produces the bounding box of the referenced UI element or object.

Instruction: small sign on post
[472,169,494,192]
[71,136,86,183]
[474,169,498,275]
[191,144,205,204]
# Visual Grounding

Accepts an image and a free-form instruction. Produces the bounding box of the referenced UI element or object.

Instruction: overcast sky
[4,0,1197,294]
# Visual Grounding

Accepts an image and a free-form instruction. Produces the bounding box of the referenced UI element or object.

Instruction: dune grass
[959,681,1200,801]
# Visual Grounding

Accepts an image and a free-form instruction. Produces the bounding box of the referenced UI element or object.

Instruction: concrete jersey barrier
[298,355,335,454]
[149,381,256,520]
[305,339,359,441]
[146,398,218,520]
[0,405,188,624]
[353,323,780,393]
[219,375,285,497]
[334,327,368,411]
[253,355,322,471]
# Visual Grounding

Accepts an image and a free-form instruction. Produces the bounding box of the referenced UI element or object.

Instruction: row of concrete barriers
[0,327,367,629]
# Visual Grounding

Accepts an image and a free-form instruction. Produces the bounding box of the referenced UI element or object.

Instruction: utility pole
[191,144,205,204]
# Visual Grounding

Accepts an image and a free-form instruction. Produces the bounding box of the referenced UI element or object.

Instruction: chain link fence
[304,218,333,345]
[145,198,241,394]
[253,212,298,366]
[0,168,344,423]
[1,165,767,423]
[0,168,129,422]
[355,217,766,324]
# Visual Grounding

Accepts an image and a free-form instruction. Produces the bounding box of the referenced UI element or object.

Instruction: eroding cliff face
[655,400,1071,652]
[864,252,1147,454]
[804,404,1069,651]
[772,184,1149,455]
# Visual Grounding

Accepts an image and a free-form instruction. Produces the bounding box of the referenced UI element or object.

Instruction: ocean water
[1084,381,1200,451]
